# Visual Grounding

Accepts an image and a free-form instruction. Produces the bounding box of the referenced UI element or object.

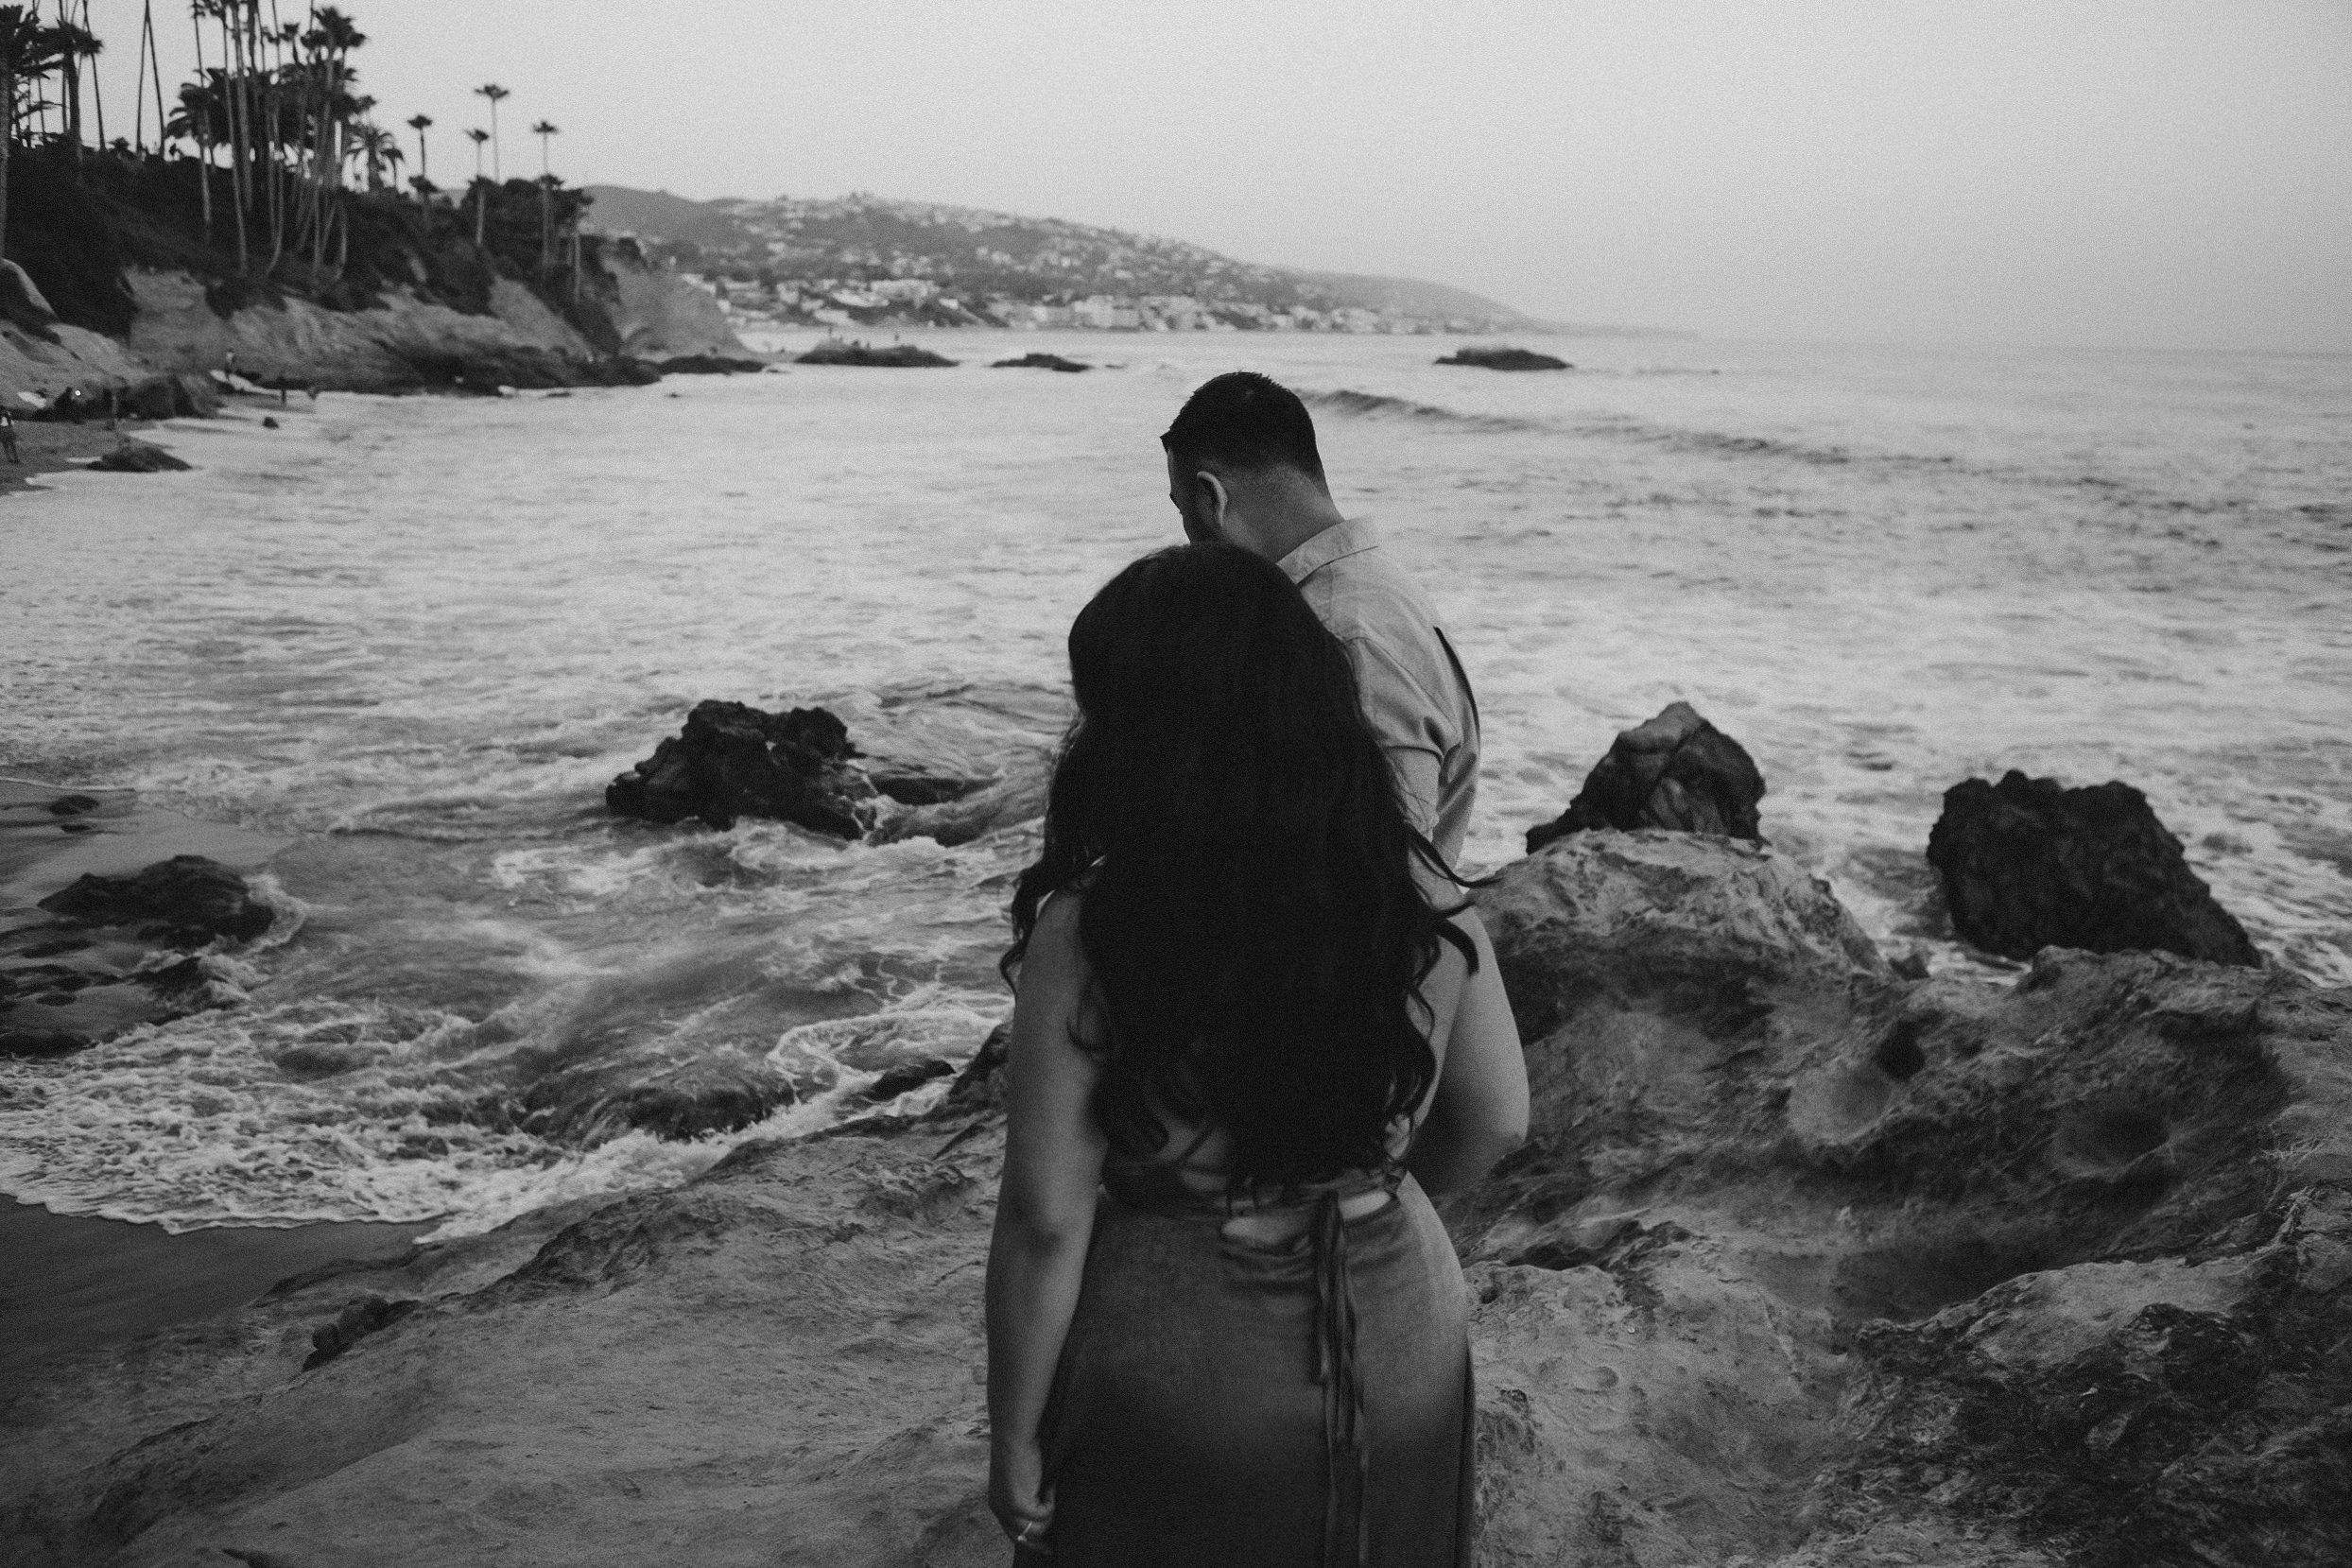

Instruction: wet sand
[0,419,158,496]
[0,1199,435,1379]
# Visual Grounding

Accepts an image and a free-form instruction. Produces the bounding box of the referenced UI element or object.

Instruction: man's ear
[1194,471,1229,535]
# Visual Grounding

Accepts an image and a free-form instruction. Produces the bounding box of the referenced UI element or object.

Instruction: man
[1163,370,1480,867]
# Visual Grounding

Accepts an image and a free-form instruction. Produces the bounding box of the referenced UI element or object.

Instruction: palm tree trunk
[1,64,14,263]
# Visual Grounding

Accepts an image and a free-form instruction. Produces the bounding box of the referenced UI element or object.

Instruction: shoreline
[0,419,175,498]
[0,1198,434,1380]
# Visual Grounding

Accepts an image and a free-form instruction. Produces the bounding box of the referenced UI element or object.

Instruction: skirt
[1035,1174,1473,1567]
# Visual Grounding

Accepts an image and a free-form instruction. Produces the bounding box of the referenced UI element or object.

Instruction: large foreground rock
[1928,770,2261,965]
[1526,700,1766,853]
[4,833,2343,1566]
[606,700,878,837]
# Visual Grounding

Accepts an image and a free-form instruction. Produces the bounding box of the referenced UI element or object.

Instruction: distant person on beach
[1,407,18,464]
[1162,371,1481,868]
[985,543,1528,1564]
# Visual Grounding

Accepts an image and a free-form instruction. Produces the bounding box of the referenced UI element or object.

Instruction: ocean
[2,330,2346,1242]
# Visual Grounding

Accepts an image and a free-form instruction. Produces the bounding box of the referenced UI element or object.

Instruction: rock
[303,1294,419,1370]
[0,257,59,332]
[867,758,1050,848]
[36,854,274,946]
[606,699,876,837]
[87,440,192,474]
[795,341,958,368]
[990,353,1090,371]
[527,1057,799,1144]
[655,353,769,374]
[1436,345,1569,370]
[1451,832,2348,1566]
[861,1058,957,1104]
[121,377,179,421]
[7,834,2343,1566]
[1525,701,1766,853]
[1927,770,2261,965]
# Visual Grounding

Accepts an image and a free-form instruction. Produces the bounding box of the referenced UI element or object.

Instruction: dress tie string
[1311,1189,1372,1568]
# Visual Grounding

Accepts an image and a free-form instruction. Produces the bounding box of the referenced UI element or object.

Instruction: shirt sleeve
[1340,635,1458,837]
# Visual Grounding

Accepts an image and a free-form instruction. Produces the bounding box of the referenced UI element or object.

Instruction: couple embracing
[983,371,1530,1566]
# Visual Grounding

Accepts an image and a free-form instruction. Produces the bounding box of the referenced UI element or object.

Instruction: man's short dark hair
[1161,371,1325,485]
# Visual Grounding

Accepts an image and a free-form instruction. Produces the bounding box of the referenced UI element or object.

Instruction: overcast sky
[88,0,2352,351]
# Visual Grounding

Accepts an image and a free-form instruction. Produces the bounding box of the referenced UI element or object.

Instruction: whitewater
[2,330,2346,1239]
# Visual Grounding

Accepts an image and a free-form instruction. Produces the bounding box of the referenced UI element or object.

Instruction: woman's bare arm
[985,893,1108,1545]
[1406,909,1529,1196]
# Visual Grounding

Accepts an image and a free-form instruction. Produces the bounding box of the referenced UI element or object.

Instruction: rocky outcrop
[991,353,1089,371]
[119,268,660,395]
[798,341,958,368]
[655,353,769,374]
[37,854,274,945]
[1525,700,1766,853]
[1437,346,1569,370]
[1928,770,2262,966]
[591,246,752,361]
[606,700,877,837]
[3,853,276,1059]
[86,439,191,474]
[5,833,2342,1566]
[610,699,1032,847]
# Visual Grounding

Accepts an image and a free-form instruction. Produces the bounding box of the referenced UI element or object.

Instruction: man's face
[1166,451,1219,544]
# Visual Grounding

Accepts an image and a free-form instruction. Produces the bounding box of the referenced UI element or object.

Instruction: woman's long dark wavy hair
[1003,542,1476,1194]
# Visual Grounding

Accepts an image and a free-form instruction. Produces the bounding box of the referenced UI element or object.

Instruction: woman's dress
[1035,1152,1474,1567]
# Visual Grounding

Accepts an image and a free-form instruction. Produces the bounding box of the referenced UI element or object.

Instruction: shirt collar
[1276,516,1380,585]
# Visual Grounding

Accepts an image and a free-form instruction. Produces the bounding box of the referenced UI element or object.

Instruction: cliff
[0,150,750,405]
[3,832,2343,1566]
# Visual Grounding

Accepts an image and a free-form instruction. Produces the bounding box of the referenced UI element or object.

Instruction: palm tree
[406,111,429,203]
[472,81,506,179]
[0,6,66,256]
[530,118,557,268]
[463,124,488,243]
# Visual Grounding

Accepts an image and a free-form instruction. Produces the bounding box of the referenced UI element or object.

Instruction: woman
[985,543,1529,1566]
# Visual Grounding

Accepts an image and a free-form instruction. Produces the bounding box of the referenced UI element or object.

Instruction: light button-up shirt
[1277,518,1479,868]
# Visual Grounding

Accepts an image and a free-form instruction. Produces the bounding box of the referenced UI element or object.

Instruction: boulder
[1450,831,2346,1566]
[655,354,768,375]
[121,377,179,421]
[1436,346,1569,370]
[87,440,193,474]
[795,341,958,368]
[1525,700,1765,853]
[990,353,1090,371]
[606,700,876,838]
[36,854,273,945]
[1927,770,2261,965]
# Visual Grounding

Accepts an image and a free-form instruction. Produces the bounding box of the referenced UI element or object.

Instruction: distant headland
[581,185,1680,339]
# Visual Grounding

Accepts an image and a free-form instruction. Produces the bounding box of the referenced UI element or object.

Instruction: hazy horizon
[84,0,2352,353]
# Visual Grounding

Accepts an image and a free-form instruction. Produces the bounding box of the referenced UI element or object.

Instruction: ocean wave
[1303,388,1542,434]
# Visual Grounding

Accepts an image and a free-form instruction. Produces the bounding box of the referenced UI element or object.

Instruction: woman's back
[983,543,1528,1565]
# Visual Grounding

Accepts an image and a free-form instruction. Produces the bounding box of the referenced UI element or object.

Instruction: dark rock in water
[37,854,274,946]
[796,341,957,368]
[862,1058,957,1104]
[864,766,987,808]
[1436,346,1569,370]
[88,440,192,474]
[606,699,876,837]
[1927,770,2261,965]
[262,417,280,429]
[656,354,769,375]
[1525,701,1765,853]
[532,1059,800,1144]
[868,758,1050,848]
[0,1025,89,1060]
[990,353,1089,372]
[46,794,100,816]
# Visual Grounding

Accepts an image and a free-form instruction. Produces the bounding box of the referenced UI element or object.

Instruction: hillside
[580,185,1544,333]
